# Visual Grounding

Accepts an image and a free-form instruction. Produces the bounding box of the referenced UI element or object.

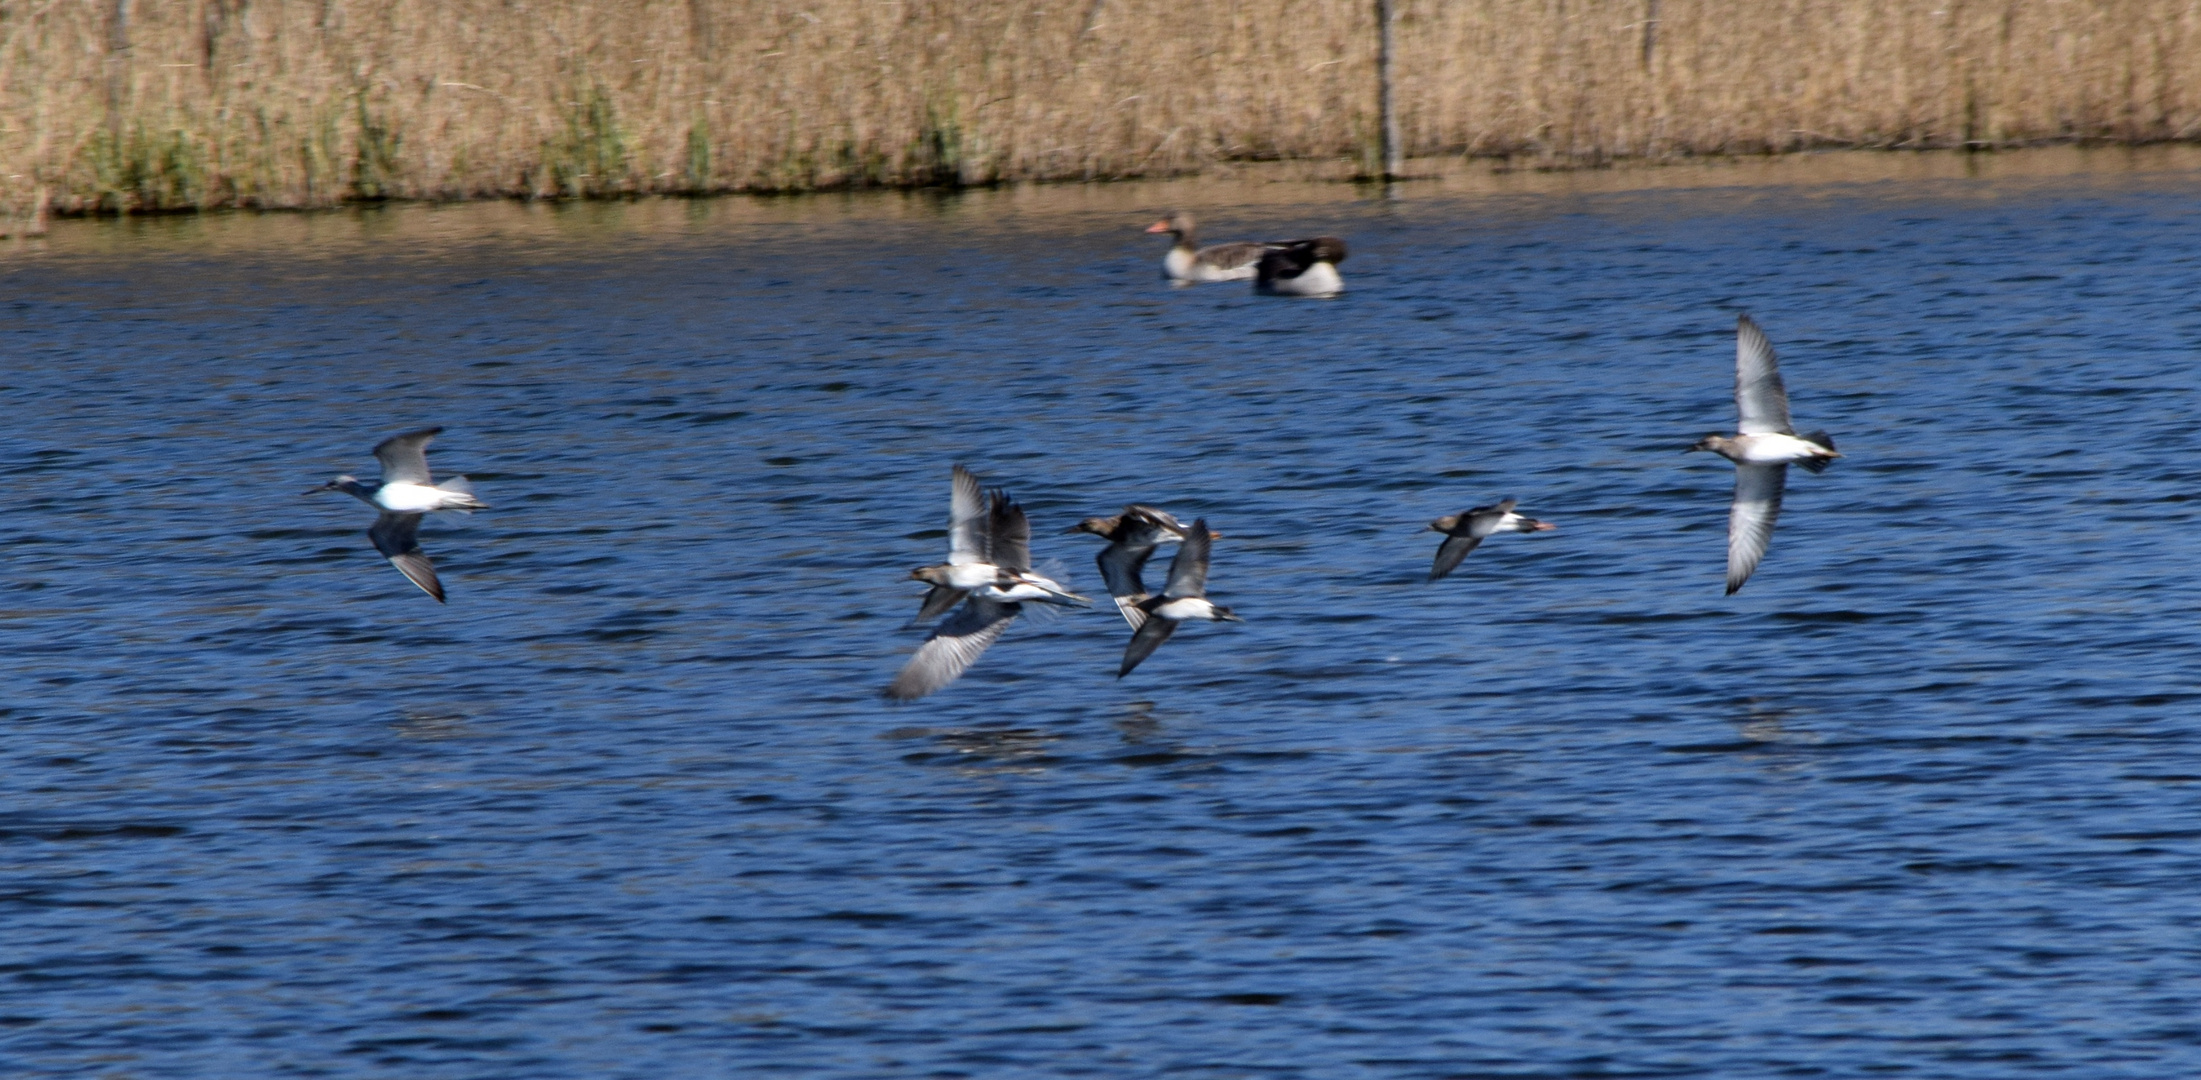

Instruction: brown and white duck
[1145,212,1274,283]
[1427,498,1556,582]
[1066,505,1196,630]
[1254,236,1348,297]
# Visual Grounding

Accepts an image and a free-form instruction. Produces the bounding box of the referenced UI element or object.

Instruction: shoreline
[10,143,2200,266]
[10,142,2201,241]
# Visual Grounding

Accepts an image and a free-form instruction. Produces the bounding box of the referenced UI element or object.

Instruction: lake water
[8,147,2201,1077]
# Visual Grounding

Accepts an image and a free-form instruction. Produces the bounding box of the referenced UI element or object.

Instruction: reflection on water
[1734,697,1823,746]
[7,147,2201,1076]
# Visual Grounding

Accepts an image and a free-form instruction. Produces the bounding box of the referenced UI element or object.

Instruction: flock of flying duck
[307,212,1842,700]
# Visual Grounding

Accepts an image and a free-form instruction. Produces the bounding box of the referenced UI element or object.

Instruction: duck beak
[1532,521,1557,532]
[302,485,328,496]
[1144,220,1171,234]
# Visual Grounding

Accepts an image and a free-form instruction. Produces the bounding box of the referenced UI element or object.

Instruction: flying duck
[1427,498,1556,582]
[905,465,1085,626]
[889,467,1087,700]
[1118,520,1241,678]
[307,426,488,602]
[1686,315,1841,594]
[1067,505,1197,630]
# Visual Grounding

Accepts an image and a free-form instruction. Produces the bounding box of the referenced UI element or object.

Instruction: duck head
[307,474,373,498]
[1144,212,1195,243]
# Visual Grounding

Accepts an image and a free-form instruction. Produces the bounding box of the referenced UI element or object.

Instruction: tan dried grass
[4,0,2199,224]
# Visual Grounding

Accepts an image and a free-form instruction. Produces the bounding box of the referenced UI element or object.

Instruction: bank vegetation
[5,0,2200,227]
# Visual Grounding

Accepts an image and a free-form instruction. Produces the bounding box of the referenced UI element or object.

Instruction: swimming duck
[1146,211,1274,283]
[1254,236,1348,297]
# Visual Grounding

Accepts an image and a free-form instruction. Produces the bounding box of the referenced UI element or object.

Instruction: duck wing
[911,584,969,625]
[372,427,442,486]
[1193,240,1272,273]
[885,598,1019,700]
[1161,520,1213,599]
[1734,315,1795,436]
[1428,535,1483,582]
[1097,542,1158,630]
[1118,614,1180,678]
[947,464,987,565]
[368,511,445,603]
[1726,463,1787,595]
[986,489,1032,573]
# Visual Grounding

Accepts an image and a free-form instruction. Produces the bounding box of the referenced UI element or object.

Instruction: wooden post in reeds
[104,0,131,141]
[1376,0,1401,180]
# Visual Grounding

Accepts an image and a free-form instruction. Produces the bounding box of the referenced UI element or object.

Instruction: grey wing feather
[885,598,1019,700]
[1112,595,1151,631]
[1161,520,1212,599]
[1726,464,1787,595]
[1734,315,1794,435]
[1096,542,1158,628]
[368,511,445,602]
[1428,535,1483,582]
[1118,615,1180,678]
[1194,241,1272,272]
[948,465,986,565]
[373,427,442,486]
[912,584,968,624]
[987,491,1032,572]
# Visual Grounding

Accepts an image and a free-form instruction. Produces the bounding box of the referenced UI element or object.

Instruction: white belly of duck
[1258,262,1343,297]
[374,482,468,512]
[1154,597,1223,621]
[1734,432,1833,465]
[940,562,1006,589]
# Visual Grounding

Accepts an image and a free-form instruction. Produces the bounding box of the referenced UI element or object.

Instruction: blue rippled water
[7,149,2201,1077]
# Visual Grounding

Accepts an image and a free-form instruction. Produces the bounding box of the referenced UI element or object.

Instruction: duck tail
[1797,432,1838,474]
[439,475,489,511]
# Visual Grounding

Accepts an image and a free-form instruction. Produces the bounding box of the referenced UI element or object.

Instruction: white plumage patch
[373,482,477,513]
[1261,262,1343,297]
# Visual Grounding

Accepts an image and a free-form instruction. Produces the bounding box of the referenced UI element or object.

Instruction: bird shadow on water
[877,699,1208,776]
[882,723,1066,775]
[1732,697,1825,748]
[390,707,484,741]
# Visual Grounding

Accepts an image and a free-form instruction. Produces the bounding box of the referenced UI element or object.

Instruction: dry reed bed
[4,0,2200,224]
